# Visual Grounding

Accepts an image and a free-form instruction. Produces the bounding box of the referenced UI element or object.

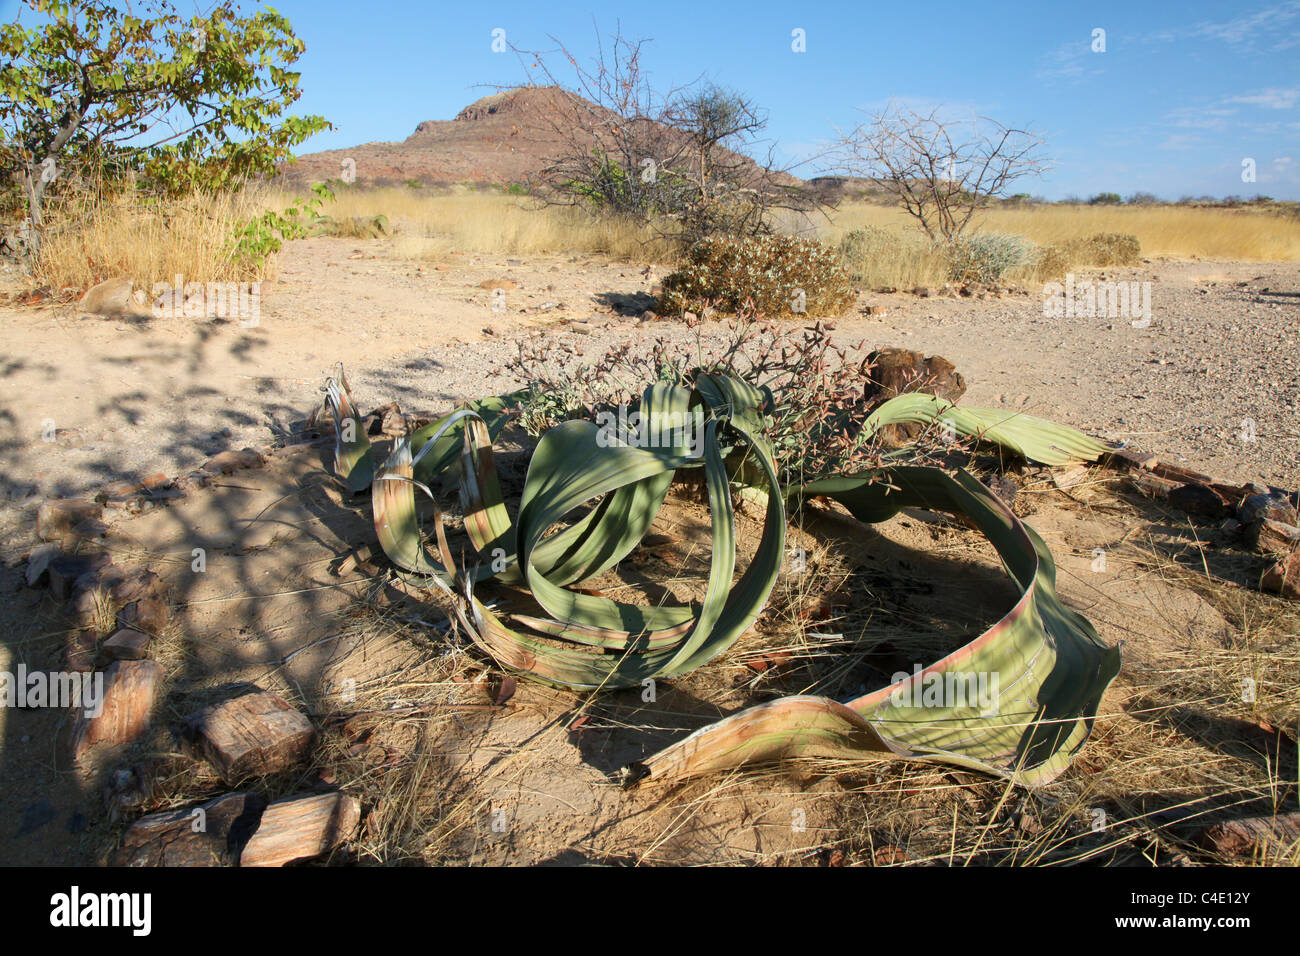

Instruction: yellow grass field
[827,200,1300,262]
[311,186,675,261]
[30,183,1300,294]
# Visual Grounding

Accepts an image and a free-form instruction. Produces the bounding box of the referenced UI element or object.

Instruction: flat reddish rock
[1168,482,1231,518]
[101,629,151,661]
[100,472,169,501]
[1198,811,1300,856]
[186,688,316,783]
[46,552,111,600]
[116,597,169,635]
[112,792,266,867]
[1246,518,1300,556]
[1261,551,1300,600]
[36,499,102,541]
[239,792,360,867]
[73,660,163,758]
[201,448,264,475]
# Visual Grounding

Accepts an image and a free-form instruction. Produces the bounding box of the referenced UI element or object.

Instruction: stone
[36,499,102,541]
[1197,811,1300,857]
[79,278,139,316]
[1131,473,1181,499]
[48,553,112,602]
[112,792,266,867]
[1051,465,1090,492]
[72,660,163,758]
[865,348,966,404]
[1168,483,1231,518]
[361,401,398,435]
[1244,519,1300,556]
[864,348,966,444]
[201,447,264,475]
[186,687,316,784]
[1239,492,1299,527]
[1261,551,1300,600]
[101,629,151,661]
[24,542,63,587]
[239,792,360,867]
[116,598,169,636]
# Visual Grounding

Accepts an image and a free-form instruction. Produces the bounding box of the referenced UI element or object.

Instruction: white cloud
[1226,87,1300,109]
[1034,40,1104,82]
[1165,105,1238,130]
[1190,1,1300,48]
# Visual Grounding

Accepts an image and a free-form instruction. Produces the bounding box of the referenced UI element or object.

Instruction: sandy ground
[2,436,1283,866]
[0,240,1294,516]
[0,238,1296,866]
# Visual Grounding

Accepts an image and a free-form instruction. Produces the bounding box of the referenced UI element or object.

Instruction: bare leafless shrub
[508,26,826,245]
[834,102,1049,242]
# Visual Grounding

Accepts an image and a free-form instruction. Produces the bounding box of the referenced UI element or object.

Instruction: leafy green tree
[0,0,329,247]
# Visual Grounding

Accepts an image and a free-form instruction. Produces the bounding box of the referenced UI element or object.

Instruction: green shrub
[946,233,1037,286]
[659,235,855,317]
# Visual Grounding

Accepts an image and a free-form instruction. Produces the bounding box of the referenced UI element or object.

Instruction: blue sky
[7,0,1300,198]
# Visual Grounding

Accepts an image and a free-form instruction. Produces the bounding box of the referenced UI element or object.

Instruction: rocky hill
[285,85,799,190]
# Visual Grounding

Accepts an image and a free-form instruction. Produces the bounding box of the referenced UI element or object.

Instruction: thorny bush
[506,314,968,481]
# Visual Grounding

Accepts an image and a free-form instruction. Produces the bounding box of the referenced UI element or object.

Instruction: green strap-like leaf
[635,466,1121,788]
[337,365,1119,783]
[866,393,1114,466]
[323,368,373,494]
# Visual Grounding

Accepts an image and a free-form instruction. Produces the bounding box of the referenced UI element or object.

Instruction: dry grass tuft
[34,183,278,292]
[291,186,678,262]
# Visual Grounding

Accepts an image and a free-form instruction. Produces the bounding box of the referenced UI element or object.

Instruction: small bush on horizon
[947,233,1037,286]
